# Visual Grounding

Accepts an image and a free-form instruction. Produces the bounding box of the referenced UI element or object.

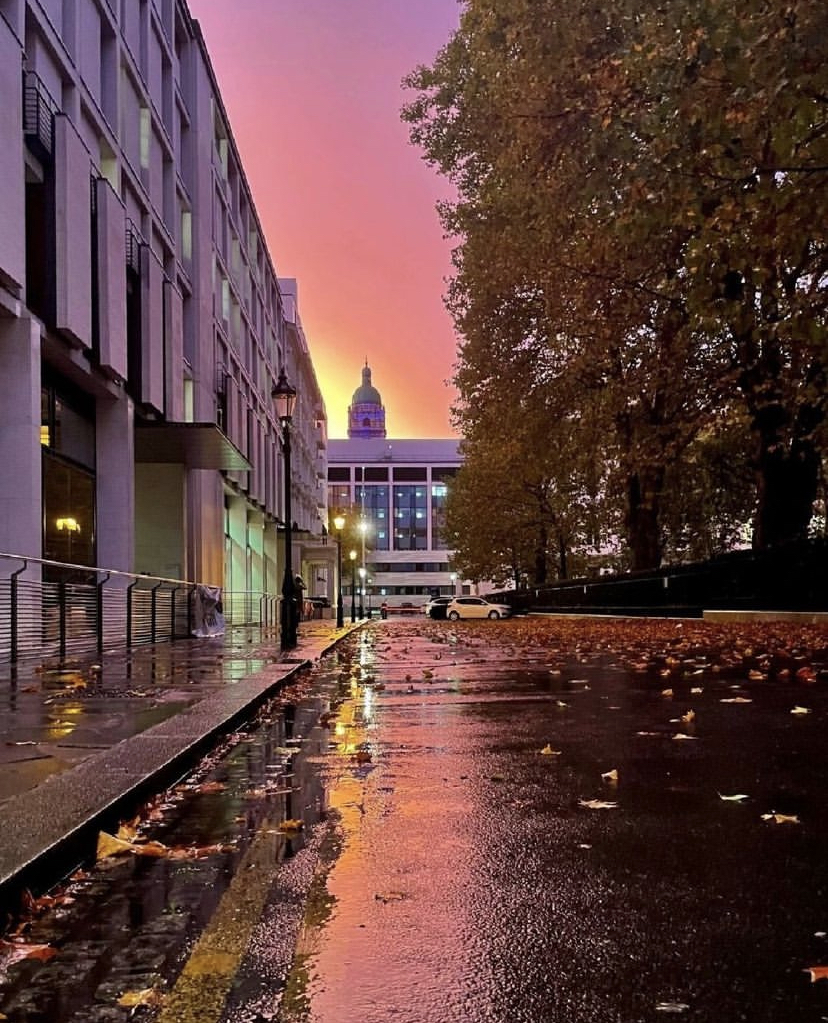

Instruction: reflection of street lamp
[358,566,366,619]
[333,514,345,628]
[272,368,298,649]
[349,550,357,623]
[367,577,373,617]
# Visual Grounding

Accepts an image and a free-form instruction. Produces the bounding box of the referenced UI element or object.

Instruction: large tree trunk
[626,466,664,570]
[533,524,549,586]
[557,531,569,580]
[752,409,821,548]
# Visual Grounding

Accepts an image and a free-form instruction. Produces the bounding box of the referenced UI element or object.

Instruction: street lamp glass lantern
[333,514,345,532]
[272,368,297,424]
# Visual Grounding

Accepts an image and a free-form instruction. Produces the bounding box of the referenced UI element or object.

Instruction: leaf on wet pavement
[21,889,74,914]
[804,965,828,982]
[540,744,562,755]
[192,780,228,794]
[661,688,674,697]
[353,749,372,764]
[578,798,618,810]
[690,686,704,694]
[718,793,749,802]
[680,709,696,723]
[97,831,169,860]
[761,812,800,825]
[118,987,165,1008]
[0,939,57,968]
[375,891,406,903]
[655,1002,690,1013]
[166,842,236,860]
[278,818,305,833]
[721,696,752,703]
[672,733,698,741]
[791,706,811,715]
[601,769,619,783]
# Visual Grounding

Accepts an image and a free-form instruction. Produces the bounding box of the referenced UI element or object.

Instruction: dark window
[393,467,427,482]
[328,467,350,482]
[432,467,458,482]
[365,467,388,482]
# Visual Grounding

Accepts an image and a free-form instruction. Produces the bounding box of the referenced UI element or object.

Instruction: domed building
[348,362,386,439]
[328,362,468,612]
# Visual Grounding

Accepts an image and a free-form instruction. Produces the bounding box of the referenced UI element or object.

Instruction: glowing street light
[333,514,345,628]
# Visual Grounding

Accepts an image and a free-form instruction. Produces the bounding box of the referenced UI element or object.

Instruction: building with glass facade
[328,366,464,609]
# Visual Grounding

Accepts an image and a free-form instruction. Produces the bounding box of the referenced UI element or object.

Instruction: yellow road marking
[155,822,284,1023]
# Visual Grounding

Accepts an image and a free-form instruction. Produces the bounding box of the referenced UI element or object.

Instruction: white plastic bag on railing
[191,584,225,637]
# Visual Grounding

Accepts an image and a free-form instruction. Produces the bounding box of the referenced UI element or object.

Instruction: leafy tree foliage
[403,0,828,570]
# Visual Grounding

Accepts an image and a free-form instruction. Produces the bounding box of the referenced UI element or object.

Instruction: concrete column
[95,394,134,572]
[0,15,24,296]
[0,316,41,568]
[186,469,224,586]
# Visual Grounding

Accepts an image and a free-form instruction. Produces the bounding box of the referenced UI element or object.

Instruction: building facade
[0,0,329,621]
[328,366,465,609]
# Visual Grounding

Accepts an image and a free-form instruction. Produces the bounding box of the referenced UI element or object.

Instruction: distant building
[329,365,466,609]
[348,361,386,438]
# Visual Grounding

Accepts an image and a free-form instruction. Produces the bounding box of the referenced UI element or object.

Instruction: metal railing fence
[0,552,280,663]
[491,539,828,617]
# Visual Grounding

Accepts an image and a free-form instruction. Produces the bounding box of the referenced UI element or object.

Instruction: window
[359,486,390,551]
[393,485,427,550]
[393,466,427,482]
[431,481,450,550]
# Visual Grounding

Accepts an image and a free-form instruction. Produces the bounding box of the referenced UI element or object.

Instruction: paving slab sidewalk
[0,618,362,918]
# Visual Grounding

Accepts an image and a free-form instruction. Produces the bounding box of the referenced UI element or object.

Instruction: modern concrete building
[0,0,329,626]
[328,365,464,609]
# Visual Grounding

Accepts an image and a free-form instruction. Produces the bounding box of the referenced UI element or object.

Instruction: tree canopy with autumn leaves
[403,0,828,580]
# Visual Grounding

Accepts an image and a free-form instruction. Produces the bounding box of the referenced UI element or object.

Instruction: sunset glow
[187,0,461,439]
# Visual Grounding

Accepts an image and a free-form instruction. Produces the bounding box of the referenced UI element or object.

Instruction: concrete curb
[0,621,366,922]
[0,660,306,920]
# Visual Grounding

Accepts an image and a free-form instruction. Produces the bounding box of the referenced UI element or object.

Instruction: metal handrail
[0,552,281,664]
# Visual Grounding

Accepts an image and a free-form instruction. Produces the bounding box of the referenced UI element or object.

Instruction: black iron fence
[0,553,281,663]
[492,541,828,617]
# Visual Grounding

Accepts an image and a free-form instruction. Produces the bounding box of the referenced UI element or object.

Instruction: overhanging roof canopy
[135,423,250,471]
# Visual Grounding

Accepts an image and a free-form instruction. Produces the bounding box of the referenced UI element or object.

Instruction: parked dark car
[425,596,453,620]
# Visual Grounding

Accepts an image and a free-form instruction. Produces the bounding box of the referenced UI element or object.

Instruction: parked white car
[445,596,512,620]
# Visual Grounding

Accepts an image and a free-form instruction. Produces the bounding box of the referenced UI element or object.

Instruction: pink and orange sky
[187,0,461,439]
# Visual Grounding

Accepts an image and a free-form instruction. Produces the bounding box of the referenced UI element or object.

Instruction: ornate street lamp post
[333,514,345,628]
[273,368,298,650]
[349,550,357,624]
[358,566,366,619]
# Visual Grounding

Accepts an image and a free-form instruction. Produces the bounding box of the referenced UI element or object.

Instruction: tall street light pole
[333,514,345,629]
[358,566,366,619]
[273,368,298,650]
[349,550,357,624]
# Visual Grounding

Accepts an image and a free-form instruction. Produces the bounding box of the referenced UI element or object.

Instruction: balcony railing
[0,552,281,664]
[22,70,57,160]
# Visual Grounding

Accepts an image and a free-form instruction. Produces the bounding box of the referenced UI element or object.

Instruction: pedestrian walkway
[0,616,362,917]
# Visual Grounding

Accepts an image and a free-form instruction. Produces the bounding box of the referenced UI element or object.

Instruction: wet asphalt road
[3,617,828,1022]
